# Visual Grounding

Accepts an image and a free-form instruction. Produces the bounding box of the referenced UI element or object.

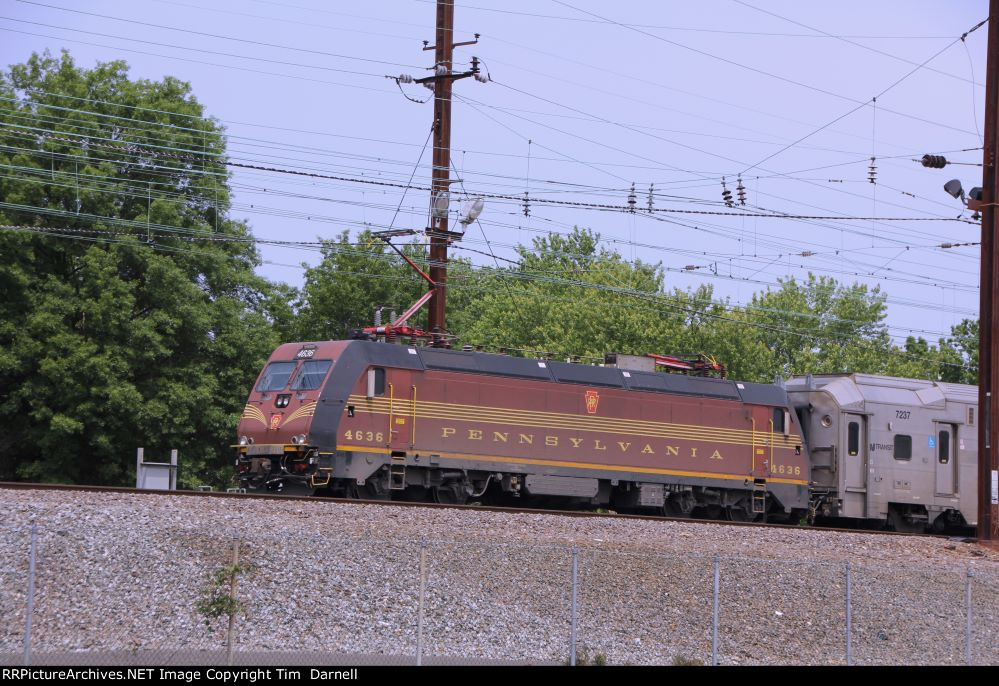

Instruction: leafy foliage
[195,555,254,628]
[0,51,288,487]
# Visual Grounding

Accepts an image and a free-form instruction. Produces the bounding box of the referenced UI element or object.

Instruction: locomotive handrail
[769,418,775,476]
[388,383,395,448]
[411,384,417,448]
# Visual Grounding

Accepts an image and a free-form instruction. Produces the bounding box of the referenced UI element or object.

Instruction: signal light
[921,154,948,169]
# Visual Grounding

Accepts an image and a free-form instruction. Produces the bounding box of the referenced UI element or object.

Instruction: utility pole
[417,1,480,346]
[979,0,999,543]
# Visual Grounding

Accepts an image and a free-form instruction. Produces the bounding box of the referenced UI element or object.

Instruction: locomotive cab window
[256,361,298,392]
[847,422,859,456]
[893,434,912,461]
[366,367,386,398]
[772,407,785,434]
[938,430,950,464]
[291,360,332,391]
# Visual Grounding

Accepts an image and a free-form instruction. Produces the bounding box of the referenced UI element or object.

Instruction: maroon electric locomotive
[235,338,810,520]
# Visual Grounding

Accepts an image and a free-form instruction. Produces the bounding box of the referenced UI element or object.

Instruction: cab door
[385,369,416,453]
[749,405,772,479]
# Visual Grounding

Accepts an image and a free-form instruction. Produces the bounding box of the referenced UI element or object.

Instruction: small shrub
[672,655,704,666]
[567,648,609,666]
[195,558,254,628]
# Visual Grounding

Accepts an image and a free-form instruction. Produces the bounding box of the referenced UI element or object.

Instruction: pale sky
[0,0,990,348]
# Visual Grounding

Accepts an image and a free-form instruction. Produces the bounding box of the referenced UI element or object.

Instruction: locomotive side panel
[331,347,808,513]
[238,340,808,515]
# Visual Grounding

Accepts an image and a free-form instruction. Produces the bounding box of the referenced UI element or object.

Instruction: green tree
[739,274,891,377]
[295,230,425,341]
[0,51,287,487]
[940,318,978,384]
[295,227,482,343]
[458,228,689,359]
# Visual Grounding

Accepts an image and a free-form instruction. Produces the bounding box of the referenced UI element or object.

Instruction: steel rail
[0,481,970,541]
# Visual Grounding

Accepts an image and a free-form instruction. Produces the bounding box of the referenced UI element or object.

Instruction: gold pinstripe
[241,404,268,428]
[281,401,318,426]
[347,395,800,450]
[332,445,809,486]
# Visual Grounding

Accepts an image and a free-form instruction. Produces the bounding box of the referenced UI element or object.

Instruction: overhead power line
[0,221,972,347]
[551,0,983,138]
[0,16,392,78]
[12,0,423,68]
[2,124,972,223]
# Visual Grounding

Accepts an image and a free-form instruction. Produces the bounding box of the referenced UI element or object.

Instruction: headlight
[296,434,307,445]
[239,435,249,446]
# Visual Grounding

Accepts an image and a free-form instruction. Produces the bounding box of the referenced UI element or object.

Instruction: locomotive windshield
[291,360,332,390]
[257,361,297,392]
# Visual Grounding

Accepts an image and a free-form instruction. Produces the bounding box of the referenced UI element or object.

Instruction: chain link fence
[1,525,997,666]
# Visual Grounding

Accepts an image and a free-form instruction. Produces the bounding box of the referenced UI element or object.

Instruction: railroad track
[1,480,966,540]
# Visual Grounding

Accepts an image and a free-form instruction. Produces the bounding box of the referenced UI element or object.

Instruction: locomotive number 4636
[773,465,802,476]
[344,430,384,442]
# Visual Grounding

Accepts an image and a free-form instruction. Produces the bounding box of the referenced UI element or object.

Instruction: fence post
[570,547,578,666]
[416,539,427,666]
[136,448,143,488]
[845,562,852,666]
[711,556,719,666]
[169,449,178,491]
[226,539,240,667]
[965,565,973,666]
[22,525,37,667]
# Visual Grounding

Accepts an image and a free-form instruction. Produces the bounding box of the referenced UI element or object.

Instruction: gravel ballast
[1,488,997,666]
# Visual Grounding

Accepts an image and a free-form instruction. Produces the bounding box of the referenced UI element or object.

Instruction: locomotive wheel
[725,506,753,522]
[433,483,468,505]
[886,508,924,534]
[661,500,689,518]
[351,482,390,501]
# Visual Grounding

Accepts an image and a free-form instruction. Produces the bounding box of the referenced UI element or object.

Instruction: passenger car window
[893,434,912,461]
[256,361,297,392]
[291,360,332,390]
[938,430,950,464]
[848,422,859,456]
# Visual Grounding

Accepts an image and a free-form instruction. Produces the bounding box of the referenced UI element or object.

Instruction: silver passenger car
[785,374,977,532]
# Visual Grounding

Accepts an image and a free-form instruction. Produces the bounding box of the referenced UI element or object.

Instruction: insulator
[474,73,489,83]
[736,175,746,206]
[374,308,382,326]
[721,177,734,208]
[397,74,414,84]
[627,183,636,212]
[800,250,814,257]
[647,184,654,212]
[921,154,948,169]
[522,191,530,217]
[868,157,877,184]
